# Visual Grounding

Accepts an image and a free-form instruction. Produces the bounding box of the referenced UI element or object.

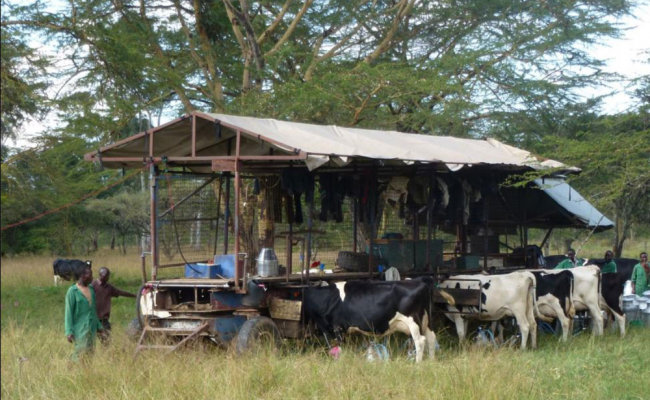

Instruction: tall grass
[2,251,649,399]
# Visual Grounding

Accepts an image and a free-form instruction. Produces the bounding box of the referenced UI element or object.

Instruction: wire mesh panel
[156,173,221,278]
[153,171,465,279]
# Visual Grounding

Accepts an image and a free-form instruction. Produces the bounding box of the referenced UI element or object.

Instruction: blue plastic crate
[185,263,221,279]
[214,254,237,278]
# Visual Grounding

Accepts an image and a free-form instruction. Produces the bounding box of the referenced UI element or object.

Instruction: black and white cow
[53,259,92,285]
[303,278,454,362]
[578,258,630,337]
[544,265,604,336]
[597,270,626,336]
[528,270,575,341]
[439,271,542,350]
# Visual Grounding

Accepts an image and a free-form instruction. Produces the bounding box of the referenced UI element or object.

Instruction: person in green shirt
[64,265,104,360]
[554,249,585,270]
[600,250,617,274]
[631,252,649,295]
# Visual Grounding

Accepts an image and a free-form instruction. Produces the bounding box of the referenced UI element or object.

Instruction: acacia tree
[1,0,635,139]
[86,191,150,254]
[514,99,650,257]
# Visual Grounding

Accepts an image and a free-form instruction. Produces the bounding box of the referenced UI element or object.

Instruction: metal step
[136,345,175,350]
[134,321,209,357]
[143,326,209,335]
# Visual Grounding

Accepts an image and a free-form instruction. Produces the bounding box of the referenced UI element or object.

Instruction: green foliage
[86,191,149,254]
[531,106,650,255]
[0,21,49,145]
[0,137,119,255]
[1,0,636,139]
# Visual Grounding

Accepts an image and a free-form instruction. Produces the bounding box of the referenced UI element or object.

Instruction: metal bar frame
[150,163,158,280]
[234,131,242,291]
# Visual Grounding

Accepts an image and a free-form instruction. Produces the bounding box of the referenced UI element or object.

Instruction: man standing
[631,252,649,295]
[601,250,618,274]
[92,267,136,337]
[65,265,104,360]
[554,249,585,270]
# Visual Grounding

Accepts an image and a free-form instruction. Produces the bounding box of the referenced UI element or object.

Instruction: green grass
[2,251,649,399]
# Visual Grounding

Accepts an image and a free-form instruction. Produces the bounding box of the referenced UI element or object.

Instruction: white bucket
[623,281,633,296]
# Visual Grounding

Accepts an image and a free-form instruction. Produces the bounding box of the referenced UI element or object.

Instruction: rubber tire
[336,251,383,272]
[126,317,142,341]
[136,284,146,328]
[235,317,282,356]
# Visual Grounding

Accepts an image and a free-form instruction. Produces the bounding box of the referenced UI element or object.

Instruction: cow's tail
[568,274,576,318]
[530,275,553,323]
[438,289,455,307]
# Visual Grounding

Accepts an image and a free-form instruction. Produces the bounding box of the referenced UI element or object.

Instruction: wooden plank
[270,299,302,321]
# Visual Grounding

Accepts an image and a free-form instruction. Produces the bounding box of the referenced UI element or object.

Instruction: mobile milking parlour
[84,112,613,356]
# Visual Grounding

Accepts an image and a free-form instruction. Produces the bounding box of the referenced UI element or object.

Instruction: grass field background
[2,239,649,399]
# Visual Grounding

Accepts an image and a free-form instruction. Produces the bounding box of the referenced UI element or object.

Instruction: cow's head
[85,260,92,268]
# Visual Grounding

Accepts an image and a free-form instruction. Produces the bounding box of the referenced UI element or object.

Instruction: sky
[9,3,650,149]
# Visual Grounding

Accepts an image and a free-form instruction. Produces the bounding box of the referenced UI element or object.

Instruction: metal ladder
[135,321,209,356]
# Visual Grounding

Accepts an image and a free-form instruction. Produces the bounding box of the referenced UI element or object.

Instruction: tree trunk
[612,210,629,258]
[110,228,116,251]
[92,230,99,252]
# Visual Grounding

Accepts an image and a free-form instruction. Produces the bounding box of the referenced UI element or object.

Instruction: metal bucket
[622,295,638,313]
[256,248,279,277]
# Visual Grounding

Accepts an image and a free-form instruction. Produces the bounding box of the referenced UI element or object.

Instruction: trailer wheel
[235,317,282,356]
[126,317,142,341]
[336,251,384,272]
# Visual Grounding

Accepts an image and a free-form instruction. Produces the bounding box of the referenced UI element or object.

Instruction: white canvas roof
[208,113,578,172]
[86,112,579,173]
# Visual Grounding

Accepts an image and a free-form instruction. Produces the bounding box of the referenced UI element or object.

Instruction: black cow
[53,259,92,285]
[543,255,568,269]
[303,278,453,362]
[529,271,575,341]
[585,257,636,336]
[586,257,637,283]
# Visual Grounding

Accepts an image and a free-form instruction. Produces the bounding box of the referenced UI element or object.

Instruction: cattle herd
[303,258,637,362]
[53,256,638,362]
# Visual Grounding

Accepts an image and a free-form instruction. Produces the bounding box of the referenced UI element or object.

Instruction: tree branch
[265,0,314,57]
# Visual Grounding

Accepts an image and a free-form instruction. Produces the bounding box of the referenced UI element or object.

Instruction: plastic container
[214,254,237,278]
[185,263,220,279]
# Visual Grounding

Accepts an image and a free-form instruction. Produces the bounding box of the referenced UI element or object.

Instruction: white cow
[439,271,541,350]
[544,265,604,336]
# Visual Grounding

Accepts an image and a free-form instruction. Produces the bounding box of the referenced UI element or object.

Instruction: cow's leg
[527,305,538,349]
[525,285,537,349]
[391,313,426,363]
[547,298,570,342]
[422,312,436,359]
[446,313,467,343]
[54,275,60,286]
[614,311,625,337]
[513,310,531,350]
[406,322,426,363]
[587,303,604,336]
[558,314,570,342]
[603,305,626,337]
